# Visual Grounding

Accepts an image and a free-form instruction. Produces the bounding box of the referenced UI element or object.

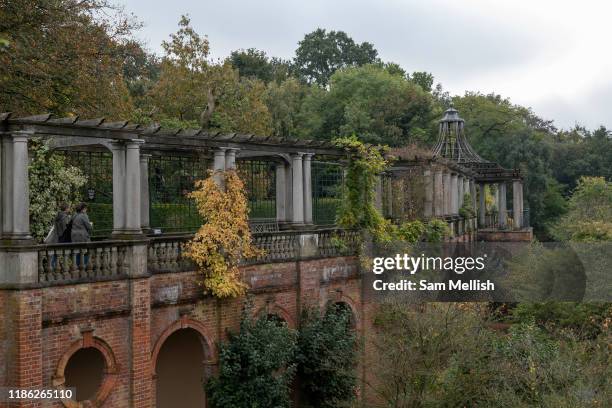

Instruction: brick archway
[151,316,216,377]
[255,304,296,328]
[325,292,360,329]
[53,331,118,408]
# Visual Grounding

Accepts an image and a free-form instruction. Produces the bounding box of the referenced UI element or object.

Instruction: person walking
[55,202,72,243]
[71,203,93,243]
[71,203,93,267]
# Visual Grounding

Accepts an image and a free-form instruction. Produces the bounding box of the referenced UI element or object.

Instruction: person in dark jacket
[71,203,93,267]
[54,202,72,243]
[71,203,93,243]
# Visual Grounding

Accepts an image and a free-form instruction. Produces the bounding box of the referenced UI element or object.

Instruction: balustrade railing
[36,229,361,283]
[148,234,195,273]
[38,241,131,283]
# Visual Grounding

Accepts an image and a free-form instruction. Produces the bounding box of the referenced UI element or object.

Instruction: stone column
[470,179,477,213]
[111,142,127,234]
[423,169,433,217]
[1,132,31,240]
[463,178,470,206]
[225,148,238,170]
[513,179,524,229]
[434,169,444,217]
[450,173,458,215]
[124,140,144,234]
[291,153,304,225]
[285,164,293,222]
[302,153,313,224]
[443,171,452,216]
[374,176,383,212]
[498,182,507,228]
[212,147,227,188]
[458,175,464,211]
[140,154,151,232]
[478,183,486,227]
[275,163,287,222]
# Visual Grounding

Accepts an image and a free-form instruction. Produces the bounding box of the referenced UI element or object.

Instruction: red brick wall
[1,256,365,408]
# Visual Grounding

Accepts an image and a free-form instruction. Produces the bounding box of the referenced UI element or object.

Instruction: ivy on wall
[184,170,262,298]
[333,135,394,242]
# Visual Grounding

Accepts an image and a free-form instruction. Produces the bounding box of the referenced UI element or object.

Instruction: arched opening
[155,328,207,408]
[64,347,105,402]
[327,301,356,330]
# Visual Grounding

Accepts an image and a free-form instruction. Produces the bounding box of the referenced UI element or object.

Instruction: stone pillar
[498,182,507,228]
[275,163,287,222]
[513,179,524,229]
[443,171,452,216]
[423,169,433,217]
[374,176,383,212]
[291,153,304,225]
[284,164,293,222]
[458,175,464,211]
[302,154,313,224]
[434,169,444,217]
[111,142,127,234]
[124,140,144,234]
[478,183,486,227]
[463,178,470,206]
[213,147,227,187]
[450,173,458,215]
[470,179,477,213]
[1,132,31,240]
[140,154,151,231]
[225,148,238,170]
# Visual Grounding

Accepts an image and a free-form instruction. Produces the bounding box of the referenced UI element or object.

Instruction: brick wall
[0,256,365,408]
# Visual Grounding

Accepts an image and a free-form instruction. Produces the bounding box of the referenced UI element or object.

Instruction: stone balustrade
[35,229,361,283]
[37,240,132,283]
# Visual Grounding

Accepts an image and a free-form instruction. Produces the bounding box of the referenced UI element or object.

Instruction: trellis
[61,150,114,237]
[148,154,208,233]
[312,161,343,225]
[237,160,277,220]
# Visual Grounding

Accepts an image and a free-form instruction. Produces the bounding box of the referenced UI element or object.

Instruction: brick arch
[324,293,360,329]
[151,316,216,376]
[52,331,118,408]
[255,304,296,328]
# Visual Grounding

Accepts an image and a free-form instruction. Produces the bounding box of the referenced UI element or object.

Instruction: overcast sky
[123,0,612,131]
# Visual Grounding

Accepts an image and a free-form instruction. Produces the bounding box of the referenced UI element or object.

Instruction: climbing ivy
[184,170,262,298]
[333,135,394,242]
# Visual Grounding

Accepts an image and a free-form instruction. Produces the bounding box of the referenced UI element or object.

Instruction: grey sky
[124,0,612,131]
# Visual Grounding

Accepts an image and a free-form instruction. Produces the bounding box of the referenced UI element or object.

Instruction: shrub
[424,218,450,242]
[296,304,358,408]
[206,300,297,408]
[396,220,426,243]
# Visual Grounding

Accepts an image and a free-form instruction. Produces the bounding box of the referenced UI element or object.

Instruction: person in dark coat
[71,203,93,243]
[54,202,72,243]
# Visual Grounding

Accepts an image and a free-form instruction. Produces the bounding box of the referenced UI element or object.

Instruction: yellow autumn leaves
[184,170,263,298]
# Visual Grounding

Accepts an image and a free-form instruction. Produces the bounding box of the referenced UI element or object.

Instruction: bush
[396,220,426,243]
[297,304,358,408]
[424,218,450,242]
[206,300,297,408]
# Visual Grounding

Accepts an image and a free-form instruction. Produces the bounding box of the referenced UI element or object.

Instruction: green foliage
[318,64,434,146]
[459,192,476,218]
[333,136,393,242]
[207,300,297,408]
[512,303,611,339]
[229,48,291,84]
[28,139,87,241]
[553,176,612,241]
[424,218,450,242]
[372,302,611,408]
[297,304,357,408]
[294,28,378,86]
[396,220,426,243]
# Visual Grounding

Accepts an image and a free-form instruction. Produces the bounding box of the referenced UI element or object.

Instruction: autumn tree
[148,16,272,133]
[0,0,137,117]
[229,48,292,83]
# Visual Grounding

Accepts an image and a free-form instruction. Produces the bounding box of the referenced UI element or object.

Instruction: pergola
[432,108,526,229]
[0,113,345,241]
